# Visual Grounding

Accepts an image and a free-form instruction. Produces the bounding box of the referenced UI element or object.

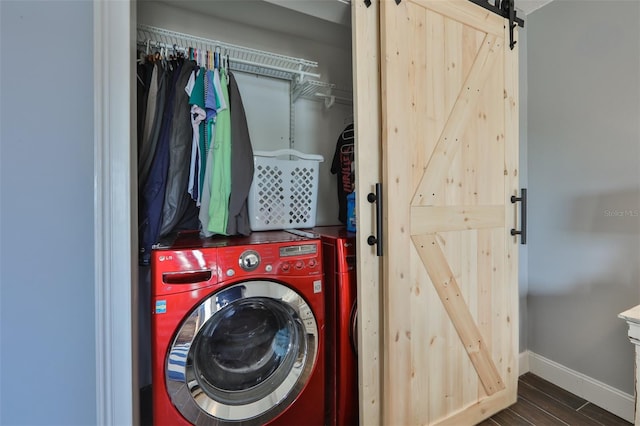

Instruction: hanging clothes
[138,45,258,249]
[226,71,254,236]
[139,59,184,265]
[137,58,154,150]
[139,62,168,190]
[331,123,355,224]
[206,68,232,235]
[158,59,198,237]
[199,67,231,238]
[186,67,206,203]
[142,64,159,157]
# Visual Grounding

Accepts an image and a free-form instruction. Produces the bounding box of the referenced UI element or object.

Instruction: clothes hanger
[342,125,354,141]
[340,143,354,155]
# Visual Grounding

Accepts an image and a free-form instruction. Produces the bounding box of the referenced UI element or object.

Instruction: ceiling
[157,0,352,47]
[257,0,557,25]
[157,0,554,48]
[517,0,555,15]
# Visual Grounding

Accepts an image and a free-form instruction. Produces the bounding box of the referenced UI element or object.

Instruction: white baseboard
[518,351,530,376]
[520,350,635,423]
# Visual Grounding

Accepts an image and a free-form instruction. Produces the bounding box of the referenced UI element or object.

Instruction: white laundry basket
[248,149,324,231]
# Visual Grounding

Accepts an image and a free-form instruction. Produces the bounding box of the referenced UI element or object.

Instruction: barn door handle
[510,188,527,245]
[367,183,383,256]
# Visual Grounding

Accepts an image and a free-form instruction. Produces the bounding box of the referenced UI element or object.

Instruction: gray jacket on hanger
[159,60,198,237]
[226,71,254,236]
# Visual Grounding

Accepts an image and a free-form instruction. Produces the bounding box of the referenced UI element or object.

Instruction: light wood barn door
[379,1,519,424]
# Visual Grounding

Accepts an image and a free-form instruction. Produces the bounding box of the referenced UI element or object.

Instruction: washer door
[166,281,318,426]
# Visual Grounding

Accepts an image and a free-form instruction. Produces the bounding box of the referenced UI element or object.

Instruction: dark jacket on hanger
[137,60,155,150]
[226,72,254,236]
[139,62,168,190]
[159,60,198,237]
[139,60,183,265]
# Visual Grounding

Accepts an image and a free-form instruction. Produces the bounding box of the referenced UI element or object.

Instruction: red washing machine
[311,226,358,426]
[151,231,325,426]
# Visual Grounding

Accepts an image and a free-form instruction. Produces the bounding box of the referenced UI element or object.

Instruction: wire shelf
[137,24,352,108]
[137,24,321,82]
[293,80,352,107]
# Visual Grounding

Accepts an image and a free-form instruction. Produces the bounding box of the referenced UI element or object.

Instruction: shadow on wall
[567,187,640,235]
[528,187,639,394]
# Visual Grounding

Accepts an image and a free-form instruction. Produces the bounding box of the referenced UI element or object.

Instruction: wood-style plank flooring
[478,373,632,426]
[141,373,632,425]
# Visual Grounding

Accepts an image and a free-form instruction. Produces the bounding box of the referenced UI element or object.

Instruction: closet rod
[137,24,321,81]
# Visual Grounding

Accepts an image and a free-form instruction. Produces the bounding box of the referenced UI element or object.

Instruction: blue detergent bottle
[346,192,356,233]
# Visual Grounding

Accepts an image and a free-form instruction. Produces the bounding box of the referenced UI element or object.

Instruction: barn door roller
[468,0,524,50]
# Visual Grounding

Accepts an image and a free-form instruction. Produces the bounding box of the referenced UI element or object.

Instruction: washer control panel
[218,240,321,279]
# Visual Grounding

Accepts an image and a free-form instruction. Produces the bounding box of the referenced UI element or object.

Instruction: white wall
[527,0,640,395]
[0,1,97,424]
[137,0,354,226]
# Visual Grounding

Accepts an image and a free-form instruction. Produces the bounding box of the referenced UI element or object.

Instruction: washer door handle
[350,302,358,355]
[162,270,213,284]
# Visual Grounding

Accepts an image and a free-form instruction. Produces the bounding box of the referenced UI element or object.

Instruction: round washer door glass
[165,281,318,426]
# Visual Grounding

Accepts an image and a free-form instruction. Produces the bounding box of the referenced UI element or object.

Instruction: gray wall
[527,0,640,394]
[0,1,97,424]
[518,22,529,353]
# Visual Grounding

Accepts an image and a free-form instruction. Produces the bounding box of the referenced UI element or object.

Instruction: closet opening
[134,1,355,424]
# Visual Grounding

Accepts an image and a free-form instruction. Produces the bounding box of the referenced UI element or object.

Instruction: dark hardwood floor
[478,373,632,426]
[141,372,631,425]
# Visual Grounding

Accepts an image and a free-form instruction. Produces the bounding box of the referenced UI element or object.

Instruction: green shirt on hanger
[207,68,231,235]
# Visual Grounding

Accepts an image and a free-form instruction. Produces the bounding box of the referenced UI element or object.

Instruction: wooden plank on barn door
[352,0,383,424]
[379,0,519,424]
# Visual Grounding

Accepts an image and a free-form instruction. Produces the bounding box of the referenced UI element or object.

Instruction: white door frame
[94,0,137,424]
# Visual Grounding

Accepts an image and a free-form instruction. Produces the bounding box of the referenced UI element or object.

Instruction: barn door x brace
[365,0,525,50]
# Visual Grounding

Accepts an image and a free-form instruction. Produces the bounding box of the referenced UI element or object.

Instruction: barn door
[379,1,519,424]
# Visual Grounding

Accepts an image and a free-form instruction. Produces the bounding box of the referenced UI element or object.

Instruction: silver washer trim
[165,280,318,426]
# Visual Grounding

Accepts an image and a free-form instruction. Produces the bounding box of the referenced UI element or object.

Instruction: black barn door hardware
[468,0,524,50]
[380,0,525,46]
[510,188,527,245]
[501,0,519,50]
[367,183,383,256]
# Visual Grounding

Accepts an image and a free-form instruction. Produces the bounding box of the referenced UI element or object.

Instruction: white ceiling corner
[516,0,555,15]
[262,0,351,26]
